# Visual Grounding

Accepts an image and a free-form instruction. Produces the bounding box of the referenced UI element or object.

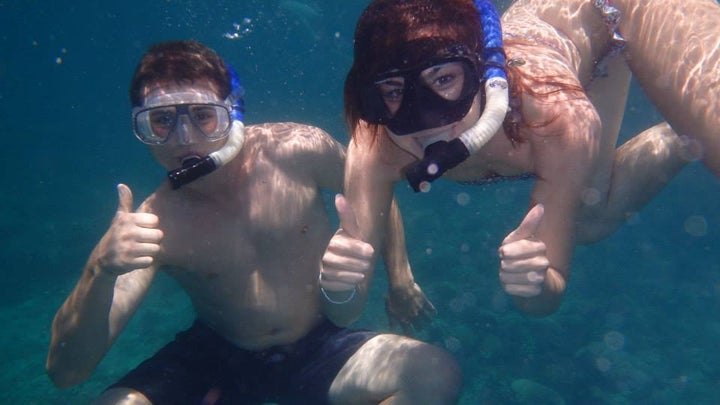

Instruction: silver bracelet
[319,285,358,305]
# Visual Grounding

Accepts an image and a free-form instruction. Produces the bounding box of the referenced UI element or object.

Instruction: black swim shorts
[106,319,377,405]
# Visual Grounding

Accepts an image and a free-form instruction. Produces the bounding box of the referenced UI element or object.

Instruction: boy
[47,41,460,404]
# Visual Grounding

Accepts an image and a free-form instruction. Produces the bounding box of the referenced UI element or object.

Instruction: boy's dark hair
[129,40,231,107]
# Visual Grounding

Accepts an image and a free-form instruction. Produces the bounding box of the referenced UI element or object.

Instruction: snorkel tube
[168,66,247,189]
[405,0,509,192]
[460,0,509,154]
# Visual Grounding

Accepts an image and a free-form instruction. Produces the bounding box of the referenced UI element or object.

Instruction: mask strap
[227,65,245,122]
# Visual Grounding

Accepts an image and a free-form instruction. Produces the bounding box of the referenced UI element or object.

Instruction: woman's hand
[320,194,374,292]
[497,204,548,297]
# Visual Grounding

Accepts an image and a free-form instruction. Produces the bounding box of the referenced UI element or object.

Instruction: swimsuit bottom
[107,319,377,405]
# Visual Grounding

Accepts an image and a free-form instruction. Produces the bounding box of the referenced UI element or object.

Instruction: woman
[319,0,719,316]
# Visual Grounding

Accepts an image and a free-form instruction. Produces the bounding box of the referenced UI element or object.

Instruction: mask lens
[358,41,480,130]
[373,60,471,120]
[419,61,467,102]
[133,103,232,144]
[382,58,479,135]
[187,104,228,138]
[374,76,406,118]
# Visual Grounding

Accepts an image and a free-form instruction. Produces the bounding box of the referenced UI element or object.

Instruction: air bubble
[684,215,707,237]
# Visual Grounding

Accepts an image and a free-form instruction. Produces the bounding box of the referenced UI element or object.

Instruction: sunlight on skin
[612,0,720,175]
[244,124,327,229]
[91,388,152,405]
[575,122,701,243]
[329,334,461,405]
[504,0,719,174]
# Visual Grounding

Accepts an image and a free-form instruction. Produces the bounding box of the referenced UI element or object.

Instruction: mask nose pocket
[174,115,198,144]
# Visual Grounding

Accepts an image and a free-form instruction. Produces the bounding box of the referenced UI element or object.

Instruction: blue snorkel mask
[384,0,510,192]
[165,66,246,189]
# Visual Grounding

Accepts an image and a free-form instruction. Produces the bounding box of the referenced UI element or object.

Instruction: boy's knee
[408,344,463,401]
[91,388,152,405]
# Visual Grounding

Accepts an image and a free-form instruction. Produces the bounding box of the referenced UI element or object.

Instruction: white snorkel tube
[405,0,509,192]
[458,79,508,154]
[208,120,245,166]
[458,0,509,155]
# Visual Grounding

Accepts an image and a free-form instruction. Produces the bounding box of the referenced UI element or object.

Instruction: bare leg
[91,388,152,405]
[329,334,462,405]
[584,53,633,198]
[613,0,720,175]
[576,122,701,243]
[574,1,714,242]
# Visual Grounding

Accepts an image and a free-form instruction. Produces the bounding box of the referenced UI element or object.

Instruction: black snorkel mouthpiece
[405,139,470,192]
[168,156,217,190]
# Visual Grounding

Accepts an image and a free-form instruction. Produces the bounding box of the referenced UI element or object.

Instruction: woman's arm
[302,124,433,328]
[500,92,601,316]
[320,125,408,325]
[382,198,437,334]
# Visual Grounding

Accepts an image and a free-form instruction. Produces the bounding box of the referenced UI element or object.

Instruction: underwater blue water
[1,0,718,403]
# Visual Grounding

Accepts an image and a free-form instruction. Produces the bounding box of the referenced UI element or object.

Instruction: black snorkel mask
[360,42,481,135]
[356,0,509,193]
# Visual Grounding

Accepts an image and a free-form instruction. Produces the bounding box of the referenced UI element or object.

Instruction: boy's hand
[96,184,163,276]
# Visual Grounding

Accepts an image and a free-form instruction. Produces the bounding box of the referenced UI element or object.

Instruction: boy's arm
[47,265,156,387]
[46,184,161,387]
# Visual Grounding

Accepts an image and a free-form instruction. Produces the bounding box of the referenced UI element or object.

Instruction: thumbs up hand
[96,184,163,277]
[498,204,548,298]
[320,194,374,292]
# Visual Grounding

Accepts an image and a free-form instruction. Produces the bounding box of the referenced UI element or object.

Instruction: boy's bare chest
[155,192,331,273]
